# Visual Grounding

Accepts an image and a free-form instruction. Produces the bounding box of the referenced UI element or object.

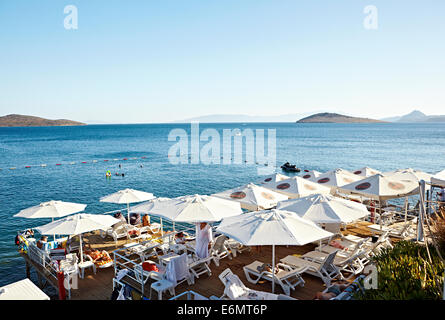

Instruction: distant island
[381,110,445,123]
[172,109,445,124]
[173,112,319,123]
[0,114,86,127]
[296,113,385,123]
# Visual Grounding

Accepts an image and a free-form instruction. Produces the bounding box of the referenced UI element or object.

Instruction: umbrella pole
[52,218,56,241]
[160,218,164,238]
[379,198,382,231]
[272,245,275,294]
[127,203,130,224]
[80,234,83,264]
[404,197,408,223]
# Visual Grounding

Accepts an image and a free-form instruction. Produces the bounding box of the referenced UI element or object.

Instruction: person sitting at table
[36,235,48,250]
[142,214,150,227]
[175,232,186,244]
[114,211,127,223]
[195,222,213,259]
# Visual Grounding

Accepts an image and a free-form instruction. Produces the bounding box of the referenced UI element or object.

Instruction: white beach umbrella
[432,169,445,187]
[353,167,381,177]
[100,188,155,223]
[310,169,362,190]
[212,183,288,211]
[216,209,333,293]
[300,170,322,180]
[338,174,420,228]
[145,194,243,224]
[256,173,289,187]
[338,173,420,201]
[14,200,87,219]
[385,168,432,189]
[129,197,171,214]
[35,213,120,263]
[276,194,369,224]
[14,200,87,240]
[129,197,171,235]
[264,176,331,199]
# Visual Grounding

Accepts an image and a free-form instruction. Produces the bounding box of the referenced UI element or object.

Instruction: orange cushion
[142,262,159,272]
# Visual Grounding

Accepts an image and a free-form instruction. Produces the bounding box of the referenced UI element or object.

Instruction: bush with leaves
[355,241,444,300]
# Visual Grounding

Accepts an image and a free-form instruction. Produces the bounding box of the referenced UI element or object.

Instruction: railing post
[57,271,66,300]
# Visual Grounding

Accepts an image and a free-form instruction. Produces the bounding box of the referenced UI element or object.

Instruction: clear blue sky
[0,0,444,123]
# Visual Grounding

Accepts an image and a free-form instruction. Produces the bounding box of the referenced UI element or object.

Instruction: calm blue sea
[1,122,445,287]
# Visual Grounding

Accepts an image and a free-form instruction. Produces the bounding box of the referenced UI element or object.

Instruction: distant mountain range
[0,114,86,127]
[175,110,445,124]
[381,110,445,123]
[173,112,318,123]
[296,113,385,123]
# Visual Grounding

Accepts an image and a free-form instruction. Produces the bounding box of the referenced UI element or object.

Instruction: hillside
[0,114,86,127]
[173,112,319,123]
[296,113,385,123]
[382,110,445,123]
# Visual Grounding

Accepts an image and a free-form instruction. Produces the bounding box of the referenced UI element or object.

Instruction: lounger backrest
[218,268,233,285]
[321,251,338,273]
[113,221,126,230]
[213,235,228,252]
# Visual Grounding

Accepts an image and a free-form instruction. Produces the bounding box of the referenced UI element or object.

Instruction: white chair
[78,255,96,279]
[315,239,368,257]
[301,248,366,279]
[243,261,307,296]
[225,239,250,257]
[367,218,417,239]
[59,253,79,299]
[219,268,282,300]
[101,221,132,244]
[150,253,194,300]
[188,254,213,279]
[280,251,341,286]
[210,235,232,266]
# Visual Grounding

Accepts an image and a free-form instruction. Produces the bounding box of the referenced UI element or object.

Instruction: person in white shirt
[195,222,213,259]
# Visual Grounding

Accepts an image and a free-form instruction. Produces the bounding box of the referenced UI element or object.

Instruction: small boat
[281,162,301,172]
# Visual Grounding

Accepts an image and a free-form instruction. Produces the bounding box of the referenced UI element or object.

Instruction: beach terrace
[14,167,443,301]
[17,218,414,300]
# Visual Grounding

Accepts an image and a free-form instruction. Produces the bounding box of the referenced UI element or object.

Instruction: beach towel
[195,223,213,259]
[165,253,189,285]
[224,274,249,300]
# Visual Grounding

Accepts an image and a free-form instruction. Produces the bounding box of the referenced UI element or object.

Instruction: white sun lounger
[218,268,286,300]
[243,260,307,296]
[280,251,341,286]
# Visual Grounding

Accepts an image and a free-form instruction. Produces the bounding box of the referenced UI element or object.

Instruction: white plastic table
[78,260,96,279]
[150,279,175,300]
[158,252,179,266]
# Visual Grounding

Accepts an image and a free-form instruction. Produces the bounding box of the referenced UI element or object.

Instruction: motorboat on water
[280,162,301,172]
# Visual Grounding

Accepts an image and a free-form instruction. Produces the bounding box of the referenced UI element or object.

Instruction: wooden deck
[20,221,388,300]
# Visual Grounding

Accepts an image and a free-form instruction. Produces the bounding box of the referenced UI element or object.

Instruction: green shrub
[356,241,444,300]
